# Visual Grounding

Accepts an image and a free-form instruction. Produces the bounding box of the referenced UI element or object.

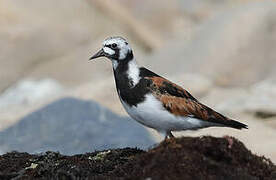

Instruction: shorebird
[89,36,247,139]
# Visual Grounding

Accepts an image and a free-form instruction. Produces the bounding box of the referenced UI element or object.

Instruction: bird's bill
[89,49,105,60]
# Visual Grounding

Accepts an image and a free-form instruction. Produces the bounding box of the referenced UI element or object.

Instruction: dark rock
[113,136,276,180]
[0,97,155,155]
[0,136,275,179]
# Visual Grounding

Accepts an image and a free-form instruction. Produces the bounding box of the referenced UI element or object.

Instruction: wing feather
[144,76,247,129]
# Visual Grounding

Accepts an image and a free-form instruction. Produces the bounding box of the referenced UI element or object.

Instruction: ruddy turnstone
[89,36,248,139]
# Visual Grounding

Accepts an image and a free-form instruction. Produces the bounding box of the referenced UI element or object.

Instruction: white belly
[120,94,214,132]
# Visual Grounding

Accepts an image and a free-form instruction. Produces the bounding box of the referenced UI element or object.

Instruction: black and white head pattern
[102,37,132,61]
[102,36,140,86]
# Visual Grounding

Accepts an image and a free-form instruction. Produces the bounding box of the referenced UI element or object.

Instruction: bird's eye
[111,43,117,48]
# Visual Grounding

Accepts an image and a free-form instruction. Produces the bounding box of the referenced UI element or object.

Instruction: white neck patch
[127,59,140,87]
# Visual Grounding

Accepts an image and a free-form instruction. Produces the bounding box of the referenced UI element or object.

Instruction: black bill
[89,49,105,60]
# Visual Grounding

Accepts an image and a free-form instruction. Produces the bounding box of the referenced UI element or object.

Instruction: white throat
[127,59,140,87]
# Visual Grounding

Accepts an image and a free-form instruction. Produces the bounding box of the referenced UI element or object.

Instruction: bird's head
[90,36,133,62]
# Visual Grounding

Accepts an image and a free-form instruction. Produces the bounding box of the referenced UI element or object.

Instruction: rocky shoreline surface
[0,136,275,179]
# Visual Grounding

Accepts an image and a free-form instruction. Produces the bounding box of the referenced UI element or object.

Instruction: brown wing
[145,76,247,129]
[145,76,198,102]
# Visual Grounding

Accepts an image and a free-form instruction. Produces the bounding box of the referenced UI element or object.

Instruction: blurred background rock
[0,0,276,161]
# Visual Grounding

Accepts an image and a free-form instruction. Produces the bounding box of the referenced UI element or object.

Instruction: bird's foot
[164,131,175,142]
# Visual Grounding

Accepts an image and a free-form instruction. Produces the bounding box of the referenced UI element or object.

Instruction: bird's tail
[227,119,248,130]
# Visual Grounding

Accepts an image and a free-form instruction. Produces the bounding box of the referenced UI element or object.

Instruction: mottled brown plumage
[146,76,247,129]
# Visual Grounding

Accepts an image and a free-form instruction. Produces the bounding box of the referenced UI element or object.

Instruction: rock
[178,0,244,20]
[0,97,155,155]
[69,78,126,116]
[202,87,249,114]
[266,118,276,129]
[203,79,276,116]
[148,1,276,86]
[244,80,276,116]
[113,137,276,179]
[0,79,63,110]
[0,136,275,179]
[0,78,64,131]
[0,0,128,92]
